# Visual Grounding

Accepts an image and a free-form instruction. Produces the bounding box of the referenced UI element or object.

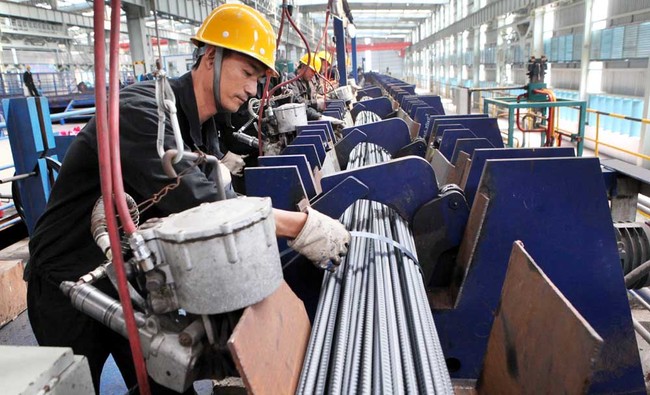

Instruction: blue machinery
[242,73,646,392]
[3,74,648,392]
[1,97,82,234]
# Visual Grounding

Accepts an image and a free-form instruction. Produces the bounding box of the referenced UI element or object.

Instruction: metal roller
[614,222,650,288]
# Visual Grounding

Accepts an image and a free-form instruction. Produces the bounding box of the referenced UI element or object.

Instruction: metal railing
[555,107,650,160]
[426,84,649,161]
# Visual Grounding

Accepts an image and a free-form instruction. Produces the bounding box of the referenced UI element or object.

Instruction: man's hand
[288,207,351,271]
[320,115,345,126]
[221,151,248,177]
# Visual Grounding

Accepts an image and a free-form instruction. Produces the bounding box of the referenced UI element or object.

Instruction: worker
[286,53,343,124]
[26,4,350,394]
[316,50,340,84]
[23,65,39,97]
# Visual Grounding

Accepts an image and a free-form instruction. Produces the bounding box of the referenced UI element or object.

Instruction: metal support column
[334,17,347,87]
[125,3,153,77]
[578,0,594,102]
[639,47,650,168]
[532,8,545,57]
[507,107,515,147]
[351,36,358,83]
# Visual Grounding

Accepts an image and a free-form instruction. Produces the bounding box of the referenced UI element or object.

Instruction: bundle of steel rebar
[297,143,452,394]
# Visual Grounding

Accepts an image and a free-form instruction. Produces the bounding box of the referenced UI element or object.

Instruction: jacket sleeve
[118,91,222,216]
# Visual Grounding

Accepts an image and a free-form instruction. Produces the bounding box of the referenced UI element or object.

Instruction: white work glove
[288,207,351,272]
[315,97,327,111]
[220,151,248,177]
[320,115,345,126]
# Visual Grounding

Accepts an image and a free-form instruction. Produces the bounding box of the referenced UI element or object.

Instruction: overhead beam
[317,22,418,28]
[298,2,441,12]
[347,41,412,51]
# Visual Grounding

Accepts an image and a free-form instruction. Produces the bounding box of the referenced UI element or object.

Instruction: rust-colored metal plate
[228,280,311,395]
[477,241,603,394]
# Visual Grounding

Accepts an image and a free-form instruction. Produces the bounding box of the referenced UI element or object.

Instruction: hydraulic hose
[94,1,150,393]
[534,89,557,146]
[515,93,546,135]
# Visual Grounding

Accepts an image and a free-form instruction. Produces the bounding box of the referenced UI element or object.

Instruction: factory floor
[3,98,650,392]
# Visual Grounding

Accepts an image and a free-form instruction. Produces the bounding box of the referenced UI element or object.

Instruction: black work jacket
[27,72,224,282]
[286,76,321,120]
[23,71,34,86]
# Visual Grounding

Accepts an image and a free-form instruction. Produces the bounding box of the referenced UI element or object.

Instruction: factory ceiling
[294,0,448,40]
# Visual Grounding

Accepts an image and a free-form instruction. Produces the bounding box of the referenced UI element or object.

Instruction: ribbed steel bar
[329,200,367,394]
[340,203,369,393]
[375,201,404,391]
[298,269,337,394]
[343,237,371,393]
[381,205,418,394]
[372,215,393,393]
[314,259,345,394]
[298,141,452,394]
[395,212,453,393]
[359,245,376,395]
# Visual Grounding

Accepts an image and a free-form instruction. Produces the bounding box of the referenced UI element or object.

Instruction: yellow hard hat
[299,54,322,72]
[316,51,332,64]
[192,4,278,76]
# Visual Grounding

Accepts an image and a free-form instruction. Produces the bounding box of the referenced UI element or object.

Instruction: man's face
[303,67,315,81]
[320,60,330,73]
[219,52,266,112]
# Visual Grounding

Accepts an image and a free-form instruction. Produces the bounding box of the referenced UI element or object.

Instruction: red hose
[515,93,545,134]
[109,2,137,236]
[95,1,150,393]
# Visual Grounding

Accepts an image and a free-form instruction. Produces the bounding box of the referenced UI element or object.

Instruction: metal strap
[349,231,420,269]
[279,231,421,272]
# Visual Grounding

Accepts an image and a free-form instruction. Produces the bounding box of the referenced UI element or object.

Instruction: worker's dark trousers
[27,275,195,394]
[26,84,39,97]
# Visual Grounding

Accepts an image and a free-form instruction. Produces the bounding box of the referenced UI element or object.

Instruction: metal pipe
[637,202,650,217]
[0,202,15,211]
[178,319,206,347]
[60,281,146,338]
[625,259,650,288]
[49,107,96,121]
[629,290,650,312]
[637,194,650,209]
[633,318,650,345]
[0,172,36,184]
[633,288,650,311]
